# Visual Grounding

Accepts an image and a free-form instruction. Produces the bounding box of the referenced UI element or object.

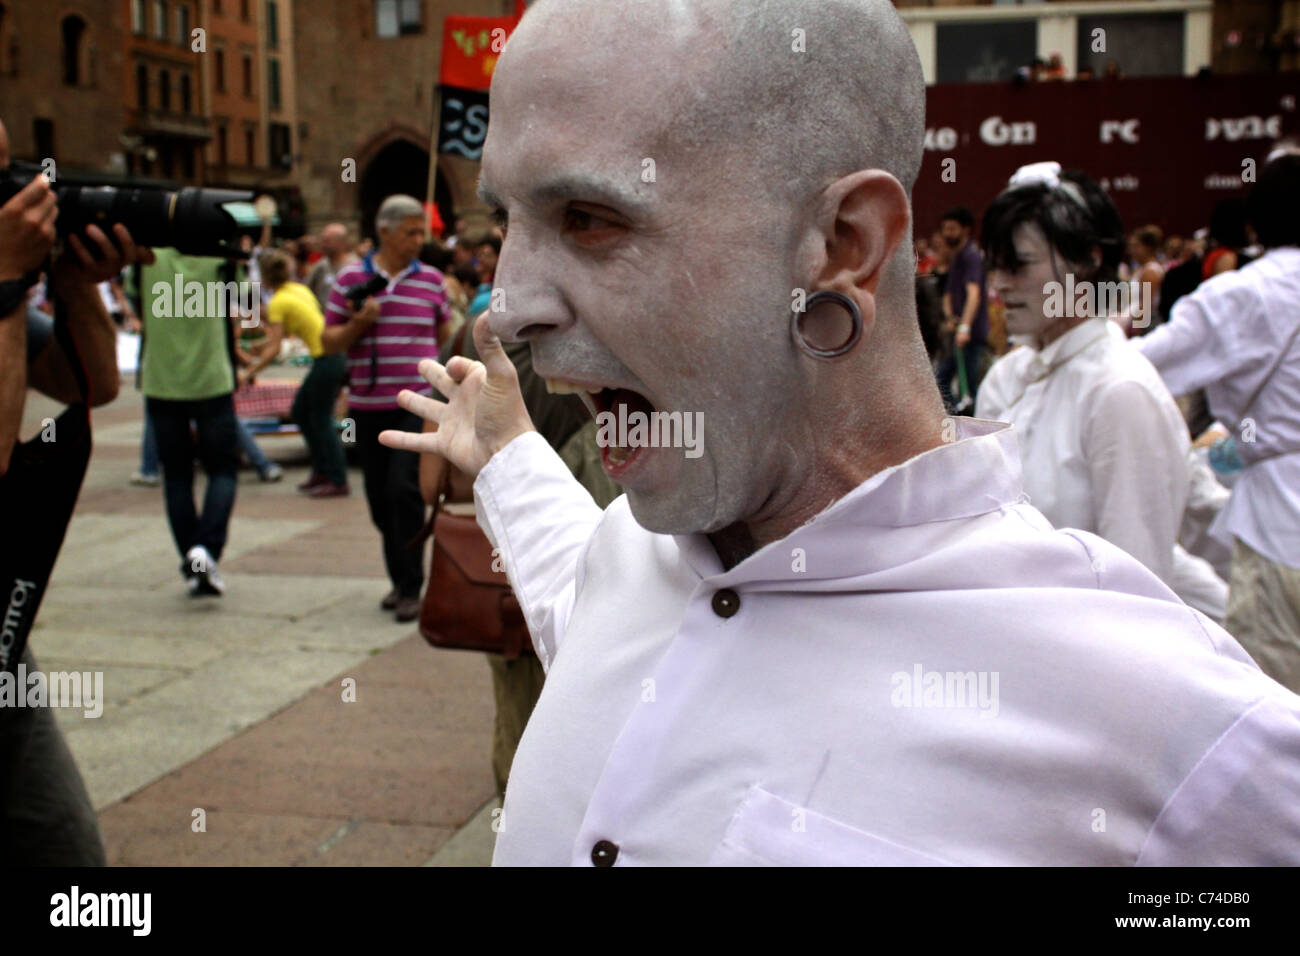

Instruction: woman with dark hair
[1137,153,1300,690]
[976,162,1228,620]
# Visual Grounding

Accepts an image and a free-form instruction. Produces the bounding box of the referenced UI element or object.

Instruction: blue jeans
[236,419,272,473]
[147,394,239,565]
[140,407,159,476]
[145,399,271,476]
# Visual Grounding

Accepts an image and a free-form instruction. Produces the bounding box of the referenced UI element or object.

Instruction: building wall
[0,0,126,174]
[124,0,208,182]
[205,0,263,185]
[292,0,514,234]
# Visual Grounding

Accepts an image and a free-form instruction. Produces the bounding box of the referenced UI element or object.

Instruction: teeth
[544,378,604,396]
[544,378,583,395]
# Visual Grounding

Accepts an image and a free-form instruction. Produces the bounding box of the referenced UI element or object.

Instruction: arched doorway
[358,139,456,242]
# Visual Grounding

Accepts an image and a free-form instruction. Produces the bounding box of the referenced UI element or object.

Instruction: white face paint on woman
[987,222,1091,350]
[480,3,812,536]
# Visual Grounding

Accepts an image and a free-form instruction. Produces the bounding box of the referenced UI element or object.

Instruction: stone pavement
[19,376,501,865]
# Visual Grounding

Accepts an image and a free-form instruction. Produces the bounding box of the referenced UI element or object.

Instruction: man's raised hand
[379,313,534,478]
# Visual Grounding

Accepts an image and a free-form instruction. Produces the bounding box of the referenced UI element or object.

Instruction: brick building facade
[291,0,515,237]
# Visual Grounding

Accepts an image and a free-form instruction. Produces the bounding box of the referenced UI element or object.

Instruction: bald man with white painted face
[383,0,1300,866]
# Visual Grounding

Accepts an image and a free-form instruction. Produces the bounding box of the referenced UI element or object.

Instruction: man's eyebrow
[478,172,652,215]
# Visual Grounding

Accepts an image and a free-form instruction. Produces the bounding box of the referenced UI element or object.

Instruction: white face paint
[482,3,811,535]
[988,222,1086,347]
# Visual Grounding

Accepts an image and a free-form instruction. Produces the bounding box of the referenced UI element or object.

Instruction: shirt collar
[363,251,420,284]
[1028,317,1110,379]
[674,418,1028,585]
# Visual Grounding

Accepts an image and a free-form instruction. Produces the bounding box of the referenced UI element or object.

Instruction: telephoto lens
[0,160,252,258]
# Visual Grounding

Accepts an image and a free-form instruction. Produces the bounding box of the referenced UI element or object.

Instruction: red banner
[439,12,523,91]
[914,73,1300,240]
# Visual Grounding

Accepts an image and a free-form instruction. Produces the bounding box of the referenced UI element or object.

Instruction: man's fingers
[472,312,515,382]
[417,358,461,398]
[378,427,438,453]
[395,389,447,424]
[66,233,92,267]
[443,355,480,383]
[112,224,140,264]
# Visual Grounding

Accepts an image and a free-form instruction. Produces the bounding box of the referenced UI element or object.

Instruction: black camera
[344,272,388,309]
[0,160,252,259]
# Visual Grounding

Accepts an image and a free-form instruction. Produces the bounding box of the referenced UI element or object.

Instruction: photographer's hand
[31,224,156,406]
[0,173,57,283]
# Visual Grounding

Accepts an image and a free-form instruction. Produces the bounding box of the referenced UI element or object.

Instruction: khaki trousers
[1225,537,1300,694]
[487,653,546,801]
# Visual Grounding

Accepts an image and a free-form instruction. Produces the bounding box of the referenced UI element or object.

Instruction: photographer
[0,116,154,865]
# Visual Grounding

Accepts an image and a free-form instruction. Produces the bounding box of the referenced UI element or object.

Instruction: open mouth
[544,378,657,473]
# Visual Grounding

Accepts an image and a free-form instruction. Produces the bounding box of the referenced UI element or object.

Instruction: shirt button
[711,588,740,618]
[591,840,619,867]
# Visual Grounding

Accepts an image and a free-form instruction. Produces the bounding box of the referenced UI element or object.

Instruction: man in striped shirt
[322,194,451,621]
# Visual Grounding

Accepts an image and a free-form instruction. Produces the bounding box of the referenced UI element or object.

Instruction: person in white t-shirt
[1137,153,1300,691]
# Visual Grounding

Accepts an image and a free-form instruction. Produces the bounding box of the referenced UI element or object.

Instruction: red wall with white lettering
[915,73,1300,240]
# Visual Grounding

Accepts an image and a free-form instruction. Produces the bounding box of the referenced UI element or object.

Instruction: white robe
[474,421,1300,865]
[977,318,1227,620]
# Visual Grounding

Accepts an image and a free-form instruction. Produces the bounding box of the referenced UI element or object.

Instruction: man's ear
[814,169,911,298]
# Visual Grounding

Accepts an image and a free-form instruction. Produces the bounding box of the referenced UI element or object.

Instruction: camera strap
[0,301,93,675]
[360,252,420,394]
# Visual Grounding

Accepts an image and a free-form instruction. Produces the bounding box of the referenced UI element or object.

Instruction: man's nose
[487,244,574,343]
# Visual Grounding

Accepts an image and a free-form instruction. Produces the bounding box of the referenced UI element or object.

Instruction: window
[213,0,221,12]
[375,0,420,38]
[131,0,146,34]
[215,48,225,91]
[936,19,1036,84]
[1076,14,1184,78]
[154,1,167,40]
[267,0,278,49]
[159,68,171,110]
[177,4,189,46]
[136,63,149,109]
[269,122,291,170]
[245,127,255,165]
[217,124,228,165]
[240,0,249,22]
[268,57,281,110]
[180,73,192,113]
[33,118,54,161]
[61,15,85,85]
[242,53,252,96]
[181,144,194,179]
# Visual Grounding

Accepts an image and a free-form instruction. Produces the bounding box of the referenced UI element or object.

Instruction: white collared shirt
[474,422,1300,865]
[977,318,1189,585]
[1135,247,1300,569]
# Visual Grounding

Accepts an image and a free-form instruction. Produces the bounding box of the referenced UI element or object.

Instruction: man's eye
[562,207,621,238]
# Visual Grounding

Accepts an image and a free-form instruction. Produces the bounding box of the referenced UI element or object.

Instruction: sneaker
[130,471,160,487]
[259,463,284,483]
[308,481,350,498]
[297,471,326,492]
[184,545,225,597]
[380,589,400,611]
[394,595,421,623]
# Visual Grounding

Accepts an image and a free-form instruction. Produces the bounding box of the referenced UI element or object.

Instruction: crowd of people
[916,149,1300,692]
[4,0,1300,869]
